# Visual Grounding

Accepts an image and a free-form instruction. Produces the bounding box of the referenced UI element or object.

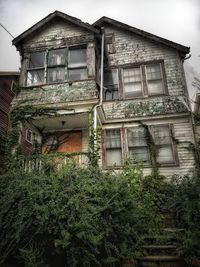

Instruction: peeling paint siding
[195,126,200,141]
[105,26,187,97]
[13,80,98,107]
[24,21,92,49]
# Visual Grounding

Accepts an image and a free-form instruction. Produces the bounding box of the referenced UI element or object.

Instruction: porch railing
[19,153,89,172]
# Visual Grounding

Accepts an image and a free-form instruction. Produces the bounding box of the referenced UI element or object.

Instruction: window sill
[103,93,169,102]
[24,78,94,88]
[103,162,179,170]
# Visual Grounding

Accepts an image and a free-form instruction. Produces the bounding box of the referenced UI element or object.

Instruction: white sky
[0,0,199,102]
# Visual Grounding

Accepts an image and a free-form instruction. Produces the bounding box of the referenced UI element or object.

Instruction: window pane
[123,68,142,97]
[29,52,45,68]
[129,147,150,163]
[157,146,174,163]
[146,64,164,95]
[153,126,171,145]
[106,129,121,148]
[47,68,65,83]
[124,83,142,97]
[104,69,119,100]
[104,69,118,85]
[127,128,147,147]
[106,149,122,166]
[27,70,44,85]
[69,68,87,81]
[148,80,163,95]
[48,49,66,66]
[68,48,87,68]
[146,64,162,80]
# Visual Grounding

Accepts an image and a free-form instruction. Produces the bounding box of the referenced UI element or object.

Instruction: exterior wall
[104,26,187,98]
[13,80,98,107]
[99,25,194,176]
[20,128,34,155]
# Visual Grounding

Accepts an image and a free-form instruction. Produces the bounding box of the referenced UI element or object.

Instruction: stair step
[138,255,181,261]
[142,245,177,256]
[142,235,178,245]
[137,256,183,267]
[163,228,184,233]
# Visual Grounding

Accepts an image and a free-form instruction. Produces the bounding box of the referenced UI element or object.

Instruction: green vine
[88,111,101,168]
[138,122,159,177]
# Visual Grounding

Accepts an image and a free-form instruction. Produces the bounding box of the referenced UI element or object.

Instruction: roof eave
[13,11,99,48]
[93,16,190,55]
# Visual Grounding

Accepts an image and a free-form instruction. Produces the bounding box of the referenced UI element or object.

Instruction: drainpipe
[93,27,105,130]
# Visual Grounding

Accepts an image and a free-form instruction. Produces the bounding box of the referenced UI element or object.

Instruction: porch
[19,152,89,172]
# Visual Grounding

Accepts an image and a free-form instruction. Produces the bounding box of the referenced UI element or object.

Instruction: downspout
[93,27,105,130]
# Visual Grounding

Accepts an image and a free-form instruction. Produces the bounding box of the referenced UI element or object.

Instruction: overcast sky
[0,0,199,102]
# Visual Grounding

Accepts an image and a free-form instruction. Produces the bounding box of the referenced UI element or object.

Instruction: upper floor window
[27,51,45,86]
[104,69,119,101]
[104,62,166,101]
[26,47,87,86]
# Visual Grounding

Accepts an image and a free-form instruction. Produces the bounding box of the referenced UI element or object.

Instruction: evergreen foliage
[0,163,160,267]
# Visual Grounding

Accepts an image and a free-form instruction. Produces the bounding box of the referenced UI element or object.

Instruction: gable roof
[93,16,190,55]
[12,11,99,48]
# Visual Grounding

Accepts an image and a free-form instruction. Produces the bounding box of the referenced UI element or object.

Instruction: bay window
[26,47,87,86]
[26,51,45,85]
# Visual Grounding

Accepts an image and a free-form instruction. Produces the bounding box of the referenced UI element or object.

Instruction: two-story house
[11,11,195,175]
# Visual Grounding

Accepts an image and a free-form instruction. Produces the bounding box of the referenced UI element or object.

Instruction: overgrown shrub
[169,173,200,265]
[0,163,161,267]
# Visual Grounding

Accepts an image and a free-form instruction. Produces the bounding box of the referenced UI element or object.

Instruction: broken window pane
[29,51,45,68]
[104,69,119,100]
[27,70,44,85]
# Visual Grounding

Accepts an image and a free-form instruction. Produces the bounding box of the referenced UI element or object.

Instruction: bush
[0,163,160,267]
[169,173,200,265]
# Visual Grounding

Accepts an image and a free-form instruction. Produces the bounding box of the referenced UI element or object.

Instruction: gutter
[93,27,105,130]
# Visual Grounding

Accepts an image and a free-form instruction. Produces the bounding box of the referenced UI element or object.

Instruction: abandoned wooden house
[11,10,195,175]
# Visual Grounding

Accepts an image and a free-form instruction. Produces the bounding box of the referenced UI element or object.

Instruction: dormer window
[26,47,87,86]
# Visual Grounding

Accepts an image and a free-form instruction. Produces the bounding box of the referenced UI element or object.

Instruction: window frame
[103,61,168,101]
[103,124,178,169]
[25,46,88,86]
